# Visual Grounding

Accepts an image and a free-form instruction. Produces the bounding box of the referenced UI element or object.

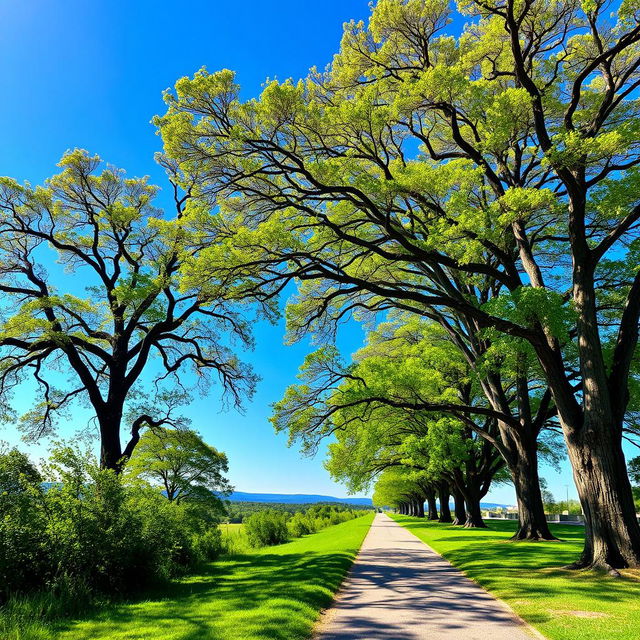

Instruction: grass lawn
[392,514,640,640]
[47,513,374,640]
[220,522,250,554]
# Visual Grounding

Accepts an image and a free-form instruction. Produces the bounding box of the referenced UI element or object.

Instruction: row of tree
[1,0,640,572]
[274,316,560,531]
[152,0,640,571]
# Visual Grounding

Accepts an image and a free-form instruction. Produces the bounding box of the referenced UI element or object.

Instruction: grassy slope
[392,514,640,640]
[52,513,374,640]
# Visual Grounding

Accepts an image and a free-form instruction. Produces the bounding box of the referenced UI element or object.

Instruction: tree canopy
[0,150,256,469]
[156,0,640,569]
[126,427,232,511]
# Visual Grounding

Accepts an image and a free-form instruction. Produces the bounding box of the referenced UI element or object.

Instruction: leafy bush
[0,448,48,596]
[244,510,290,547]
[244,505,365,547]
[191,526,224,562]
[0,444,224,608]
[287,512,316,538]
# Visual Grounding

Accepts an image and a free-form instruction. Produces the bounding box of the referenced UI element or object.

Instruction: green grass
[220,522,250,554]
[392,514,640,640]
[37,513,374,640]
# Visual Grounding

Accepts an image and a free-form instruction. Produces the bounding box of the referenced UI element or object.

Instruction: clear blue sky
[0,0,583,504]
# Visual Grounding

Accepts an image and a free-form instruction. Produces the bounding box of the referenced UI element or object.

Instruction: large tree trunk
[416,499,425,518]
[463,486,487,528]
[566,427,640,571]
[99,416,123,471]
[555,240,640,570]
[426,491,438,520]
[438,484,452,523]
[452,488,466,525]
[510,437,557,541]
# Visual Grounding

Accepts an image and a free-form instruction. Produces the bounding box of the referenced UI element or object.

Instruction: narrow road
[315,513,541,640]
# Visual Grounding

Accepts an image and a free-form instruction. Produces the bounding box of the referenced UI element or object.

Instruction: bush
[0,444,225,608]
[287,512,315,538]
[192,526,224,562]
[0,448,48,597]
[244,510,289,547]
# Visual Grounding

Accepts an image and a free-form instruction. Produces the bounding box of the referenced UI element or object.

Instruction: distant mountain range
[226,491,372,505]
[42,483,510,509]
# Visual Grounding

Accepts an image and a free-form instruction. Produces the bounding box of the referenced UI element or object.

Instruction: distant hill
[480,502,512,510]
[227,491,372,506]
[43,483,509,510]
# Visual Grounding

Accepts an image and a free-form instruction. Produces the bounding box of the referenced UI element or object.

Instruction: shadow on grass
[392,515,640,628]
[53,548,359,640]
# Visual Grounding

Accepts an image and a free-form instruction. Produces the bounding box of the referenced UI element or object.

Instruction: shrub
[244,510,289,547]
[191,526,224,562]
[0,448,48,598]
[287,512,315,538]
[0,443,226,608]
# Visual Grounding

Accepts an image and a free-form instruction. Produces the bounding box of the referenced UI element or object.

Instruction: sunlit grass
[44,513,374,640]
[392,514,640,640]
[220,522,250,554]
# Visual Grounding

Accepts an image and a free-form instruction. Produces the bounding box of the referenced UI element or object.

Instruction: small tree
[629,457,640,512]
[629,457,640,485]
[126,428,232,516]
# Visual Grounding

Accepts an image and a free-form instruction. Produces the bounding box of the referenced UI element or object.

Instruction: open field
[44,513,374,640]
[220,522,250,554]
[392,515,640,640]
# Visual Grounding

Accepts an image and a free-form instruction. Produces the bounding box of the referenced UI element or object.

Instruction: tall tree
[157,0,640,569]
[0,151,256,470]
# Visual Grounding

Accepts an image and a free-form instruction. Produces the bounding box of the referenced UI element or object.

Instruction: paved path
[315,513,541,640]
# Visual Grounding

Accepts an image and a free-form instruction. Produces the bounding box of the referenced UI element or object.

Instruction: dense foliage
[0,445,223,608]
[243,504,365,547]
[225,501,370,523]
[243,510,290,547]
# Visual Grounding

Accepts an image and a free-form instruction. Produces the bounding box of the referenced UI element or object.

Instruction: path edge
[391,514,548,640]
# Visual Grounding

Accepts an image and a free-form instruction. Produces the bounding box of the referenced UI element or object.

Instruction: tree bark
[99,414,123,471]
[565,426,640,571]
[510,437,557,541]
[426,490,438,520]
[463,488,487,528]
[416,498,425,518]
[554,223,640,569]
[452,488,466,525]
[438,484,452,523]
